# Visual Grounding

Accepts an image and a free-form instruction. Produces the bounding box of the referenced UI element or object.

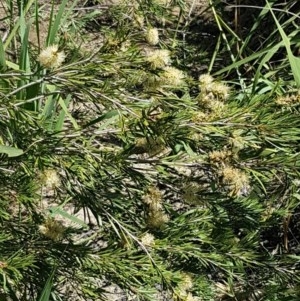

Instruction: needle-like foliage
[1,0,300,300]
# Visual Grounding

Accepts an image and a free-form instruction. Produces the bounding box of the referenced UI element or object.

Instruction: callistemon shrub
[1,0,300,301]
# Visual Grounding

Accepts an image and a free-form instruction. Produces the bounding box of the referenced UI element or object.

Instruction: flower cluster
[146,49,171,69]
[197,74,230,117]
[38,45,65,69]
[145,66,186,90]
[143,186,163,209]
[175,273,200,301]
[143,186,169,229]
[147,210,170,229]
[220,165,250,197]
[140,232,155,247]
[275,91,300,106]
[41,169,61,189]
[180,273,194,291]
[191,111,208,123]
[146,28,159,45]
[199,73,214,87]
[199,74,230,101]
[39,218,65,241]
[209,149,232,164]
[161,66,185,86]
[141,16,187,90]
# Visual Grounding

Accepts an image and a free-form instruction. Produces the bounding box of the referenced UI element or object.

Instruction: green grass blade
[17,8,31,102]
[214,42,281,76]
[49,206,88,228]
[251,44,279,93]
[3,0,35,50]
[34,0,41,50]
[83,110,119,131]
[37,268,55,301]
[46,0,81,46]
[0,38,6,70]
[58,96,79,130]
[267,1,300,87]
[238,1,273,56]
[19,21,31,73]
[46,0,69,45]
[41,91,79,130]
[55,94,71,131]
[41,94,58,121]
[45,0,55,46]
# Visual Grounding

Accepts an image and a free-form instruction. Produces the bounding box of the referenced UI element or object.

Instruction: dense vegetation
[1,0,300,300]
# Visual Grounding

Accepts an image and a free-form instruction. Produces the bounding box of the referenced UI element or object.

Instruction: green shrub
[0,0,300,300]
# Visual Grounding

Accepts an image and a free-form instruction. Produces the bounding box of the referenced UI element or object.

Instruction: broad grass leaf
[49,206,88,229]
[0,146,24,157]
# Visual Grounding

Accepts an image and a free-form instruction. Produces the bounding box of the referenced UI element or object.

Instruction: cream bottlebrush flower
[120,40,131,52]
[146,49,171,69]
[143,186,163,211]
[147,210,170,229]
[39,218,65,241]
[144,186,170,229]
[275,95,291,106]
[199,73,214,87]
[180,273,194,291]
[140,233,155,247]
[207,99,225,113]
[200,91,214,105]
[146,28,159,45]
[41,169,60,188]
[221,165,250,197]
[209,149,232,164]
[198,74,230,101]
[161,66,185,86]
[191,111,207,123]
[38,45,65,69]
[275,93,300,106]
[210,82,230,101]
